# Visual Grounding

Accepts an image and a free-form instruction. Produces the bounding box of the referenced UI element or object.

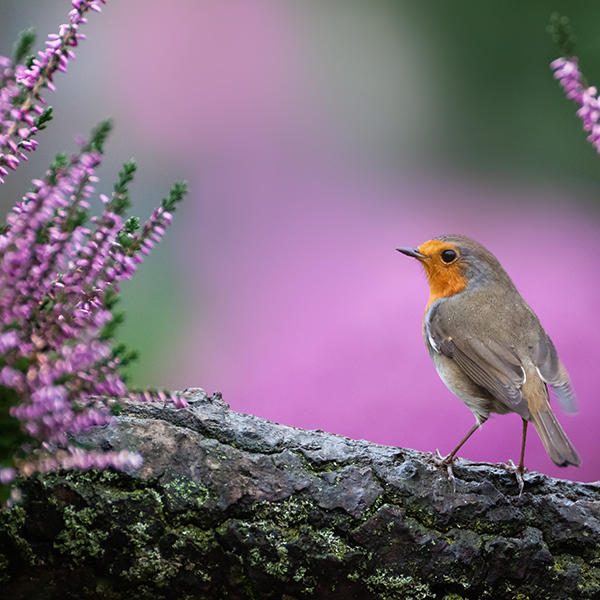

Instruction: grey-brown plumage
[399,234,581,473]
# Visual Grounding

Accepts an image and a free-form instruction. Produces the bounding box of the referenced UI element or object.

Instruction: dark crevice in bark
[1,388,599,600]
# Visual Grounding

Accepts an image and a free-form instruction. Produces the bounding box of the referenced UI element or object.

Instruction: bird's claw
[515,469,525,497]
[499,459,527,496]
[433,449,456,491]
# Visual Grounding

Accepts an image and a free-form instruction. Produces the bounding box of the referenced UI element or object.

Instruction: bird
[397,234,580,491]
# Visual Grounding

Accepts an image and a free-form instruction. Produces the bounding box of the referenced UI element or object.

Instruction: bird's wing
[531,335,577,414]
[428,306,529,417]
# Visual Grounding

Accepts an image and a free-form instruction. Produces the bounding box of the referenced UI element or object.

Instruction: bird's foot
[433,449,457,491]
[499,459,527,496]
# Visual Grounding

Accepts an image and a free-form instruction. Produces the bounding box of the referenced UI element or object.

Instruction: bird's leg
[434,448,457,491]
[515,418,528,495]
[499,419,528,495]
[434,419,486,487]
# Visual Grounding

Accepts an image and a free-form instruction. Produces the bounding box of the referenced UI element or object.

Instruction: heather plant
[0,0,187,501]
[549,13,600,153]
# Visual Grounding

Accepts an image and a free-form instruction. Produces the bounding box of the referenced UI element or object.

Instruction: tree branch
[1,388,599,599]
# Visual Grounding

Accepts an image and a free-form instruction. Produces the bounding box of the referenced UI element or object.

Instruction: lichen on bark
[1,389,600,599]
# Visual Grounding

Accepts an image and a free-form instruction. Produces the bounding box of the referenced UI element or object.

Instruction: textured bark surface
[1,388,600,600]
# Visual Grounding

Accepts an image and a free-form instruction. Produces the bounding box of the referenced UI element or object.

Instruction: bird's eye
[440,249,457,263]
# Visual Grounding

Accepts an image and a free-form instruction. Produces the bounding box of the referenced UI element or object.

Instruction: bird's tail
[530,407,581,467]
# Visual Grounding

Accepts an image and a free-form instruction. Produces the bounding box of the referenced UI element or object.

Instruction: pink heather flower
[35,447,142,474]
[0,0,186,493]
[0,366,26,391]
[127,390,188,409]
[0,139,183,483]
[552,56,600,153]
[0,1,106,178]
[0,331,19,352]
[171,393,189,409]
[551,57,583,100]
[0,468,16,484]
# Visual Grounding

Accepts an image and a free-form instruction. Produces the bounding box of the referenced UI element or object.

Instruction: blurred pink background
[1,1,600,482]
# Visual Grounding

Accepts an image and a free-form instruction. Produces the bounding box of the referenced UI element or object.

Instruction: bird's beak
[397,247,426,260]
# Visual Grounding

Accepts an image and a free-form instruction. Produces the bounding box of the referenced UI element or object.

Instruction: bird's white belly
[432,352,491,425]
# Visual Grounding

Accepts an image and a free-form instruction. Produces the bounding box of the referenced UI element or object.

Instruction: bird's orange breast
[417,239,469,311]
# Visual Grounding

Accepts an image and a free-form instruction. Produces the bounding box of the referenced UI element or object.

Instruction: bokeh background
[1,0,600,482]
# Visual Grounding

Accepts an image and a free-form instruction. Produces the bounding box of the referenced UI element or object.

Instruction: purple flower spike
[0,468,16,484]
[551,56,600,153]
[0,0,185,495]
[0,1,106,179]
[0,133,183,483]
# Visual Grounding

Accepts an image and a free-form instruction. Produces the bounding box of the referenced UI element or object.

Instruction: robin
[397,234,580,490]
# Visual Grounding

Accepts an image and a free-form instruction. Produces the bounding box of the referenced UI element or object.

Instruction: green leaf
[162,181,188,212]
[124,216,140,234]
[83,119,113,154]
[12,28,36,65]
[33,107,54,131]
[103,286,120,311]
[110,401,123,416]
[110,160,137,215]
[0,386,33,462]
[13,357,33,373]
[547,13,577,57]
[64,205,89,233]
[46,152,68,186]
[99,311,125,341]
[112,343,139,368]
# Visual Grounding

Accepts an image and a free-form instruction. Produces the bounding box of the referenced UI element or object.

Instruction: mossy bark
[1,389,600,599]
